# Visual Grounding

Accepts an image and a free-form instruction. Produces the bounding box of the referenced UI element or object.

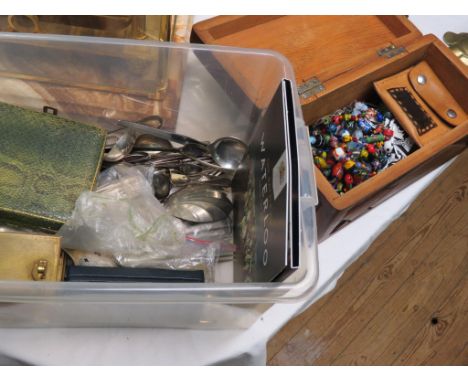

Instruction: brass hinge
[298,77,325,99]
[377,44,406,58]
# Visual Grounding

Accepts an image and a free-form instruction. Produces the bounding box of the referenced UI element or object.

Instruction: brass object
[0,232,64,281]
[443,31,468,65]
[1,15,193,43]
[0,16,192,102]
[377,44,406,59]
[32,259,48,280]
[7,15,40,33]
[3,16,171,41]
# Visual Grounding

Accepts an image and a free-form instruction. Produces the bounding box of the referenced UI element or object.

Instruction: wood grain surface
[268,149,468,365]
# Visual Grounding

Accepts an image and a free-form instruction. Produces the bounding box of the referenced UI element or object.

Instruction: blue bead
[358,119,373,133]
[309,136,316,145]
[353,129,364,141]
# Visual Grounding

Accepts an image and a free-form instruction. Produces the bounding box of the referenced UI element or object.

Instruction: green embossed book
[0,102,106,232]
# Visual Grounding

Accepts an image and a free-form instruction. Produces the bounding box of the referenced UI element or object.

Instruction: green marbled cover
[0,102,106,232]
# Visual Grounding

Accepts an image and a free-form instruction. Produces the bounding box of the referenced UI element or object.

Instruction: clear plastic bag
[98,163,155,189]
[115,240,220,282]
[57,165,220,279]
[184,220,236,262]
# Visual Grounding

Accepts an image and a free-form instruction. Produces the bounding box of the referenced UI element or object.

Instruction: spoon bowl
[152,168,171,200]
[103,130,137,162]
[209,137,247,170]
[133,134,173,151]
[164,185,233,223]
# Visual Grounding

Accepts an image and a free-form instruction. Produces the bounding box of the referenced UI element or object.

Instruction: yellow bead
[344,160,355,170]
[360,149,369,159]
[342,135,352,143]
[315,156,328,169]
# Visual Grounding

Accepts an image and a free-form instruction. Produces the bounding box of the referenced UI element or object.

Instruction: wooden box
[192,16,468,241]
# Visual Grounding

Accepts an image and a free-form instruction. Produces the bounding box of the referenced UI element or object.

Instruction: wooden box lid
[192,16,422,105]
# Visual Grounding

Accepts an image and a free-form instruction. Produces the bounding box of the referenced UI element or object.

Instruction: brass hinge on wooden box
[377,44,406,59]
[298,77,325,99]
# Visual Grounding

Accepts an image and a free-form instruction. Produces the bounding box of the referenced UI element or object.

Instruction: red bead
[367,144,376,155]
[332,162,344,180]
[383,129,394,138]
[344,173,353,185]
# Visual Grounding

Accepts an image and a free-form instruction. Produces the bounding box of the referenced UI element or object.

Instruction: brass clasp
[32,259,48,281]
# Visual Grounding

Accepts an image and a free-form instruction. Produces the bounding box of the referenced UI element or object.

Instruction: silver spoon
[118,120,201,146]
[117,120,248,171]
[152,168,171,200]
[124,145,231,173]
[152,169,229,201]
[133,134,173,151]
[169,171,232,188]
[178,163,204,175]
[176,185,230,199]
[166,199,229,223]
[209,137,248,171]
[103,130,137,162]
[174,201,228,223]
[164,185,233,223]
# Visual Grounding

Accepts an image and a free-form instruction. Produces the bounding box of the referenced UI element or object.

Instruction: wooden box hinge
[298,77,325,99]
[377,44,406,58]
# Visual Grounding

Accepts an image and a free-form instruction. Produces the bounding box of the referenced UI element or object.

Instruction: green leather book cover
[0,102,106,232]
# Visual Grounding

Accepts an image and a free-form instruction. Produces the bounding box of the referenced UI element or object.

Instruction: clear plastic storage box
[0,33,318,328]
